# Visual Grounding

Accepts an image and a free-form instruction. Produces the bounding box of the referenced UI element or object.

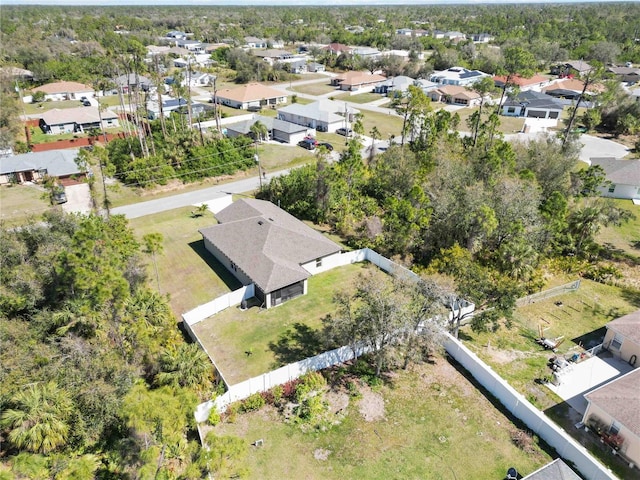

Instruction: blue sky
[2,0,635,5]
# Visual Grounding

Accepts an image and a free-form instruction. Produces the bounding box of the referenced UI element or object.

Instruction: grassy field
[358,109,404,139]
[462,279,640,410]
[0,183,53,225]
[596,198,640,257]
[291,82,336,97]
[332,92,384,104]
[213,358,553,479]
[128,206,242,316]
[193,262,371,384]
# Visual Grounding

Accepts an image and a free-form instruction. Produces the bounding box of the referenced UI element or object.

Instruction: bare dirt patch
[325,390,350,415]
[358,386,385,422]
[314,448,331,461]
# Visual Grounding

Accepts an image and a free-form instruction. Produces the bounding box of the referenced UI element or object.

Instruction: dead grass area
[0,183,53,225]
[290,82,336,97]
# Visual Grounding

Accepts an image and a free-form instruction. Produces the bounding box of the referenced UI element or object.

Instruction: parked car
[298,139,316,150]
[82,100,92,106]
[303,135,318,146]
[336,127,352,137]
[317,142,333,151]
[51,187,67,204]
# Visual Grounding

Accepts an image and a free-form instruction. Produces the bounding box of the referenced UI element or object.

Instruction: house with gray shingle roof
[225,115,308,145]
[589,158,640,201]
[501,90,564,119]
[0,149,83,185]
[277,99,359,133]
[40,107,119,135]
[199,199,342,308]
[520,459,582,479]
[583,368,640,469]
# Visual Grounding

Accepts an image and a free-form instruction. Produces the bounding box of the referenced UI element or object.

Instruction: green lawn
[0,183,53,225]
[596,198,640,258]
[192,262,372,384]
[359,109,404,140]
[331,92,384,104]
[290,82,336,97]
[128,206,241,316]
[213,359,552,479]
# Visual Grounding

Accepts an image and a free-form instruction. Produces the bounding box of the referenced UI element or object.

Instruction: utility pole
[254,145,262,190]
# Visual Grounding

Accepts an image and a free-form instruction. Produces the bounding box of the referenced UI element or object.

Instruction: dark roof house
[0,149,83,185]
[199,199,341,308]
[521,459,582,480]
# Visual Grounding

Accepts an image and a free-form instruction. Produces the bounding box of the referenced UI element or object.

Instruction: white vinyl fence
[444,335,618,480]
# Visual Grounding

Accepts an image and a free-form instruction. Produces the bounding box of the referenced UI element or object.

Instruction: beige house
[331,71,386,94]
[583,369,640,469]
[603,309,640,366]
[213,83,287,110]
[29,81,94,102]
[428,85,482,107]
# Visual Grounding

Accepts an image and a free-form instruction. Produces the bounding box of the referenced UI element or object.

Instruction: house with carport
[28,81,94,103]
[199,198,342,309]
[589,157,640,201]
[214,83,287,110]
[277,99,359,133]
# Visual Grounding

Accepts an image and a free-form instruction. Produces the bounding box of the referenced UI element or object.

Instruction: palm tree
[143,232,164,291]
[155,343,214,395]
[249,120,268,143]
[1,382,74,454]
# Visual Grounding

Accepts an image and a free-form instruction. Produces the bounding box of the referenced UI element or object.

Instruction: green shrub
[208,408,221,426]
[271,384,284,405]
[241,392,266,412]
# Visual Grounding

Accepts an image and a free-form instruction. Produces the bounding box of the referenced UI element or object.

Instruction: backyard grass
[192,262,372,384]
[213,358,553,479]
[290,82,336,97]
[596,198,640,258]
[0,183,53,225]
[128,206,241,316]
[331,92,384,104]
[462,279,640,410]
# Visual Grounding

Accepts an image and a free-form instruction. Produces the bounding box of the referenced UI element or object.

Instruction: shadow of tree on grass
[269,322,324,366]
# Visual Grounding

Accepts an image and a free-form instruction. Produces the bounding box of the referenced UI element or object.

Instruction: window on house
[608,185,615,193]
[316,258,322,268]
[507,107,516,113]
[611,333,623,350]
[609,421,621,435]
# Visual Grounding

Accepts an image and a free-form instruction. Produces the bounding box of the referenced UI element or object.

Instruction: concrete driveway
[62,183,93,215]
[577,134,631,163]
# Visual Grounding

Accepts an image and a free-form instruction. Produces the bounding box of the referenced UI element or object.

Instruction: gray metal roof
[590,158,640,186]
[0,149,82,177]
[200,199,341,293]
[226,115,307,136]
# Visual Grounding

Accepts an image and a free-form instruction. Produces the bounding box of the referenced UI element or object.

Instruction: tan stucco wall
[604,328,640,366]
[583,402,640,467]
